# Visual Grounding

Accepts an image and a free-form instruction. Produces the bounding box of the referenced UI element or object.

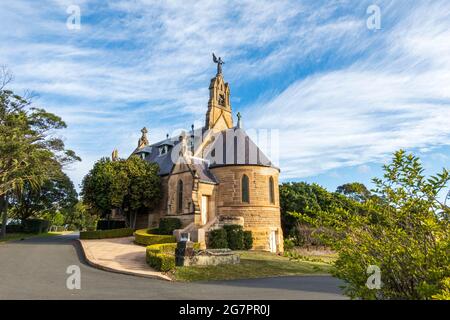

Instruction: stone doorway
[269,230,278,253]
[201,195,209,225]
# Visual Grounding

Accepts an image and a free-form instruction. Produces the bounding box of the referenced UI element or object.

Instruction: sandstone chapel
[128,55,283,252]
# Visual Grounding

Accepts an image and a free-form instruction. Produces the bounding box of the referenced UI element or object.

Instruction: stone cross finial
[237,112,242,128]
[138,127,149,149]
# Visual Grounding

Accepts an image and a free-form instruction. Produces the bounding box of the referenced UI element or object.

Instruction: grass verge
[172,250,333,282]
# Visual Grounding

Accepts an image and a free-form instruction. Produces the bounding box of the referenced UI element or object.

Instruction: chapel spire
[205,53,233,130]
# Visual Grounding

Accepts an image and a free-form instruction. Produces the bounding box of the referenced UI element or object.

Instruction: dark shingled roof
[133,126,277,183]
[134,138,179,176]
[205,127,276,169]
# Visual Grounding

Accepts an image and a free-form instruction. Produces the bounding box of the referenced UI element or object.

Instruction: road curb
[76,239,172,281]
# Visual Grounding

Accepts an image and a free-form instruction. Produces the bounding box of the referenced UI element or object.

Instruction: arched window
[242,174,249,203]
[269,176,275,204]
[177,180,183,213]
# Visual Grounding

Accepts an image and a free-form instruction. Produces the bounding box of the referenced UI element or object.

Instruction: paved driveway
[0,234,346,299]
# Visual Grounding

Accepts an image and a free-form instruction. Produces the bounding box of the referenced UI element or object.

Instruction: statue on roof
[137,127,149,149]
[212,53,224,75]
[111,148,119,161]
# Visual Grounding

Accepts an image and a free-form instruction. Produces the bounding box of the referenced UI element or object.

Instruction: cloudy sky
[1,0,449,195]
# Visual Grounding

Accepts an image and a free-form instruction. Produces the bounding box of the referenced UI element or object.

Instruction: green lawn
[284,247,338,264]
[172,250,333,282]
[0,231,69,243]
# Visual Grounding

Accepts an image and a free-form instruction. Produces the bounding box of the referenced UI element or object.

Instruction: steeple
[205,53,233,130]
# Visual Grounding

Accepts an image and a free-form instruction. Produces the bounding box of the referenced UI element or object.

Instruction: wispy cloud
[248,1,450,179]
[0,0,449,189]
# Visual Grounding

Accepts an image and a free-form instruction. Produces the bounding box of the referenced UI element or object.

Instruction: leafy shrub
[145,241,203,271]
[96,220,126,230]
[80,228,134,239]
[223,225,244,250]
[154,218,182,235]
[208,226,253,250]
[134,228,176,246]
[243,231,253,250]
[147,253,175,272]
[208,228,228,248]
[5,224,24,233]
[23,219,50,233]
[283,238,295,251]
[331,150,450,299]
[146,243,177,255]
[433,278,450,300]
[146,243,177,271]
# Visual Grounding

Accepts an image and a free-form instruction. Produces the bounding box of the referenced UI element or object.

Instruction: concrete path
[79,237,171,281]
[0,233,346,299]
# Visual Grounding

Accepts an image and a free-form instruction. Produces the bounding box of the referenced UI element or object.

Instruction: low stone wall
[181,249,240,267]
[175,241,240,267]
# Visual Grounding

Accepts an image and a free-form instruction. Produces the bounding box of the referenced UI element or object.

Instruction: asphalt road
[0,233,346,299]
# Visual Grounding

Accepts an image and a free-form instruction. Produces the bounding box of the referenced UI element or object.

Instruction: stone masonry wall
[210,165,283,252]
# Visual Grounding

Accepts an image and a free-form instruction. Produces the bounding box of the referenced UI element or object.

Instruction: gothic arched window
[269,176,275,204]
[242,174,249,203]
[177,180,183,213]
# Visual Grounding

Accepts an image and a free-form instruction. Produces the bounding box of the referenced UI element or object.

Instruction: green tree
[43,211,65,227]
[279,182,366,245]
[0,69,80,237]
[81,155,161,228]
[331,150,450,299]
[64,201,98,231]
[336,182,371,203]
[9,171,78,221]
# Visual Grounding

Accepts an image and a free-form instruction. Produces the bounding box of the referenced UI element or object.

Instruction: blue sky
[1,0,449,197]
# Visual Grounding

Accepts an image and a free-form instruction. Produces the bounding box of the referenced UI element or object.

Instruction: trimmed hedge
[208,225,253,250]
[208,228,228,248]
[146,243,177,254]
[149,218,182,235]
[147,253,175,272]
[134,228,176,246]
[146,243,177,272]
[80,228,134,239]
[223,225,244,250]
[243,231,253,250]
[96,220,126,230]
[157,218,182,235]
[3,224,24,233]
[145,242,201,272]
[23,219,49,233]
